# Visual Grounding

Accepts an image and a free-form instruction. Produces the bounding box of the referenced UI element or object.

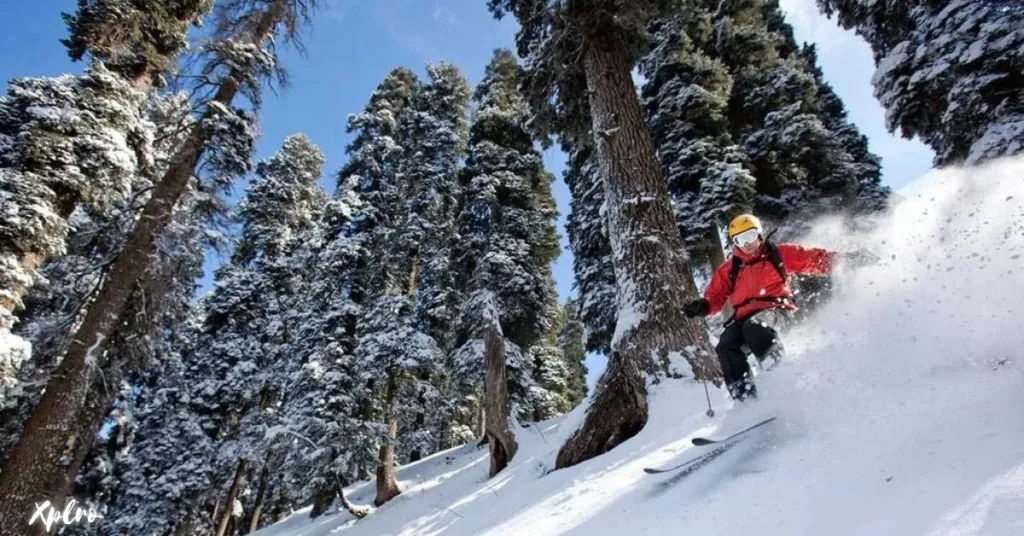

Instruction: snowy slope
[258,157,1024,536]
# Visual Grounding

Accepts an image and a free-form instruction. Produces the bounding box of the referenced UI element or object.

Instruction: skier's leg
[715,322,753,400]
[742,309,790,369]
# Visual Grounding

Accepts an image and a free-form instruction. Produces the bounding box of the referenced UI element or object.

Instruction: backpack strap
[728,255,743,292]
[764,240,788,284]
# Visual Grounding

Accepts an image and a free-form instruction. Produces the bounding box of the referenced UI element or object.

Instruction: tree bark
[244,454,271,533]
[63,357,123,490]
[209,489,225,533]
[374,371,401,506]
[556,32,714,470]
[484,321,517,477]
[216,459,246,536]
[476,389,486,440]
[706,227,726,272]
[0,4,286,532]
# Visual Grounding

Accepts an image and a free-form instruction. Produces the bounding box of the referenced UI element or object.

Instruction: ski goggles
[731,228,762,247]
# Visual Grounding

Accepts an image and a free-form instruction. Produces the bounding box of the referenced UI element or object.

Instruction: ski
[642,440,739,474]
[691,416,776,446]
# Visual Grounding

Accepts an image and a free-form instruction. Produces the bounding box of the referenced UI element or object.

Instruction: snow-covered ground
[258,157,1024,536]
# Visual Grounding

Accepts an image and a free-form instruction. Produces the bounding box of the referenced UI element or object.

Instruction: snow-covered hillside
[258,157,1024,536]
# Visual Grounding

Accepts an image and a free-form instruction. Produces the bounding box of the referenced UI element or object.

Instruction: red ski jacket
[704,243,835,321]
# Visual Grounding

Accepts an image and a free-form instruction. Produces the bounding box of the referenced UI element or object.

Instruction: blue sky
[0,0,934,388]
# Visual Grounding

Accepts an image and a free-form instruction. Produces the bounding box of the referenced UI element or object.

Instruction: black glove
[683,298,710,318]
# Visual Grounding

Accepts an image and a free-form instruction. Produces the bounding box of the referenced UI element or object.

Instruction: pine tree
[556,299,588,407]
[818,0,1024,165]
[233,134,325,266]
[640,7,757,271]
[0,1,322,529]
[528,335,570,420]
[0,92,197,465]
[489,0,714,471]
[699,0,860,228]
[354,61,471,505]
[100,134,327,534]
[97,317,219,535]
[333,66,420,508]
[0,0,212,324]
[798,42,890,214]
[401,62,472,355]
[762,0,889,217]
[0,64,153,325]
[563,141,618,356]
[269,183,372,524]
[450,50,562,470]
[61,0,213,89]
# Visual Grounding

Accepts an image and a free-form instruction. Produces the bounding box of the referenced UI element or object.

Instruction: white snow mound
[258,157,1024,536]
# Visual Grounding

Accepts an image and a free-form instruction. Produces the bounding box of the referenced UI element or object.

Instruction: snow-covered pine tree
[308,67,420,512]
[450,49,561,448]
[267,181,371,524]
[0,92,197,465]
[555,299,588,407]
[0,65,152,326]
[489,0,715,471]
[400,62,471,358]
[0,0,212,326]
[799,44,890,214]
[528,335,570,420]
[100,134,325,535]
[760,0,889,218]
[0,1,321,528]
[61,191,212,536]
[354,62,470,505]
[97,314,219,536]
[640,7,757,272]
[562,140,618,357]
[706,0,859,227]
[61,0,214,89]
[817,0,1024,165]
[233,134,326,266]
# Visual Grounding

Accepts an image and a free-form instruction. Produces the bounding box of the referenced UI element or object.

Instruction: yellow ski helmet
[727,214,762,239]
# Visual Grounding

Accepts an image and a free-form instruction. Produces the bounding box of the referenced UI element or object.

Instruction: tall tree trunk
[476,389,486,440]
[216,459,246,536]
[374,371,401,506]
[244,454,272,534]
[706,227,726,271]
[209,488,226,533]
[556,33,714,470]
[63,357,123,491]
[484,321,517,477]
[0,4,286,531]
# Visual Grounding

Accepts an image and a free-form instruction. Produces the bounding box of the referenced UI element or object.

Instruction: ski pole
[702,379,715,418]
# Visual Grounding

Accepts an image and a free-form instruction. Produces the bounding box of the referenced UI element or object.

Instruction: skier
[682,214,837,401]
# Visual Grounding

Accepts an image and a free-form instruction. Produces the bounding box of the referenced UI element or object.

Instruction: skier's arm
[702,261,732,315]
[778,243,835,275]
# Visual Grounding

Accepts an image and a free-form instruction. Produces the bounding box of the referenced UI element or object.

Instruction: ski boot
[727,375,757,402]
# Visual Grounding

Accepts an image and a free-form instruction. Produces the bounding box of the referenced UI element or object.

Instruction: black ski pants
[715,308,789,385]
